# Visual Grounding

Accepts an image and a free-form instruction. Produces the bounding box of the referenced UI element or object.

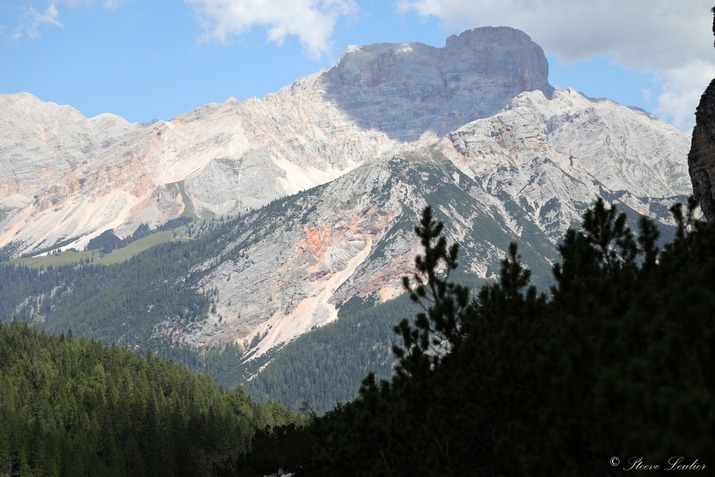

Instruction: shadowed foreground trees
[3,197,714,476]
[236,198,715,476]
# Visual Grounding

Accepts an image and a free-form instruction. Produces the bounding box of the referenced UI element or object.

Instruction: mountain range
[0,27,692,404]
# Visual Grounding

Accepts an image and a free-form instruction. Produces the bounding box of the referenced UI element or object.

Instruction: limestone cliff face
[0,26,693,360]
[0,27,554,257]
[439,88,691,240]
[689,79,715,220]
[172,154,533,356]
[322,27,554,142]
[171,88,689,356]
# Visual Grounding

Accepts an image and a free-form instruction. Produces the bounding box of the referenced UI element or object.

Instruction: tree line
[232,198,715,475]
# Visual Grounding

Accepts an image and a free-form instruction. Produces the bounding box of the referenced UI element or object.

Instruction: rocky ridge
[689,79,715,220]
[0,27,553,257]
[175,87,689,356]
[0,27,692,361]
[439,87,690,240]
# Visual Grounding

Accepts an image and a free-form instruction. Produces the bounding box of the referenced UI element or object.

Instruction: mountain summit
[0,27,691,369]
[0,27,553,257]
[322,26,554,141]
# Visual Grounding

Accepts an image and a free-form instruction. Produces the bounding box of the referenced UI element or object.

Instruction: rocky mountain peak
[321,26,554,142]
[0,26,685,263]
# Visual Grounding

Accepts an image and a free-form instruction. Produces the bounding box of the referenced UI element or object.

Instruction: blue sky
[2,0,713,131]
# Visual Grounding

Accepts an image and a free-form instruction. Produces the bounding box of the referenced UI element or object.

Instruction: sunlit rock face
[439,87,691,240]
[0,26,692,359]
[0,27,553,256]
[177,87,690,357]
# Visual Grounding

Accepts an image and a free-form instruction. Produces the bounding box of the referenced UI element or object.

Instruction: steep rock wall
[689,79,715,220]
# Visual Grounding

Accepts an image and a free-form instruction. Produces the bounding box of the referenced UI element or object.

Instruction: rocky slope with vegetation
[235,201,715,476]
[0,25,694,413]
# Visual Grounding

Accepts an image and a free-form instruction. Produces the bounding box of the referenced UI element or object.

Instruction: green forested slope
[241,295,419,414]
[0,219,231,347]
[0,320,302,477]
[233,199,715,476]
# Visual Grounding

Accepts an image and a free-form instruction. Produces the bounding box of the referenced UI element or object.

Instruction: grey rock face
[439,88,690,241]
[689,79,715,220]
[179,153,543,356]
[323,27,554,142]
[182,88,690,356]
[183,149,290,215]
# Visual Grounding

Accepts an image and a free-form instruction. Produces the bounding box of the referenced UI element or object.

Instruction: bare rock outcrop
[323,27,554,142]
[689,79,715,220]
[440,87,690,240]
[687,6,715,221]
[178,87,690,356]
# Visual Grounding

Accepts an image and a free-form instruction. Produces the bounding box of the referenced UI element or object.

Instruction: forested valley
[1,197,714,476]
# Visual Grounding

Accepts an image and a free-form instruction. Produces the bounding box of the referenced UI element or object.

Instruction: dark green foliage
[276,198,715,476]
[393,205,473,380]
[86,229,123,254]
[242,295,419,414]
[0,320,303,476]
[86,224,157,254]
[0,218,239,348]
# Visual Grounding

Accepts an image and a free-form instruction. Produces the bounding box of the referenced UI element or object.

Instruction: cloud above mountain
[9,5,62,40]
[397,0,714,130]
[186,0,358,58]
[4,0,128,40]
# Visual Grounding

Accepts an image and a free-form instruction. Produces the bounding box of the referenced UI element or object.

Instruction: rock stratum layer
[177,87,689,355]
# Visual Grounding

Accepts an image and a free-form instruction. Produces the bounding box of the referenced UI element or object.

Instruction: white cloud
[186,0,358,58]
[397,0,715,130]
[11,4,63,39]
[6,0,128,40]
[655,60,715,132]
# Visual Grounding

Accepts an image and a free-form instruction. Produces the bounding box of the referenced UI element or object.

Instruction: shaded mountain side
[689,78,715,220]
[322,26,554,142]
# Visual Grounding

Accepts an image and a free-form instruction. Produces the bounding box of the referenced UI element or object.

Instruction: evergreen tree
[295,198,715,476]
